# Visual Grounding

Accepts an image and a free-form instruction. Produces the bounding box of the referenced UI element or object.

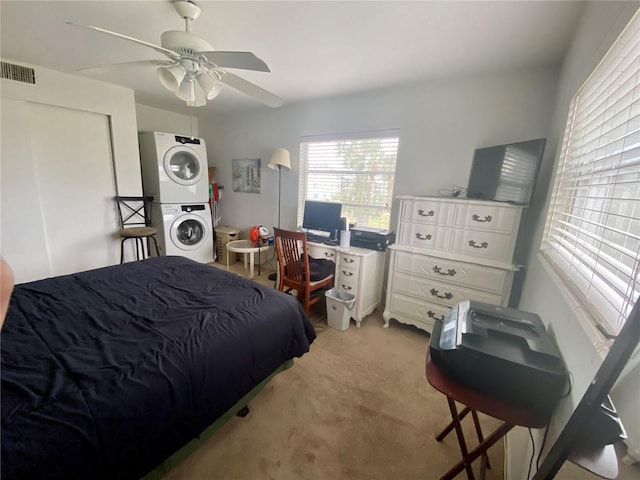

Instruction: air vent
[1,61,36,84]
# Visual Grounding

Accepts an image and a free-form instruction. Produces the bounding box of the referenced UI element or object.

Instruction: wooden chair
[115,196,160,263]
[273,227,334,315]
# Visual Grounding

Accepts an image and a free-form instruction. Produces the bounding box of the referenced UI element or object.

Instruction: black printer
[430,301,567,415]
[349,227,395,251]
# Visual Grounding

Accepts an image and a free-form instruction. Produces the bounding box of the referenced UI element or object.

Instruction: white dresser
[308,242,385,327]
[383,196,523,333]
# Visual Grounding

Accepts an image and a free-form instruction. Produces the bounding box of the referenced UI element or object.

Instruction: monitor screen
[302,201,342,235]
[467,138,546,205]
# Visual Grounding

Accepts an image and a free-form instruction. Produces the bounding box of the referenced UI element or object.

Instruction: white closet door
[0,98,51,282]
[1,100,120,283]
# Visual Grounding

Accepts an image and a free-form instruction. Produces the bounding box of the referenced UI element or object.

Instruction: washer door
[163,145,205,186]
[170,214,210,251]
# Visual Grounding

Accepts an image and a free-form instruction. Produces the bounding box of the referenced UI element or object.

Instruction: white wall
[201,67,559,242]
[507,2,640,479]
[136,104,198,138]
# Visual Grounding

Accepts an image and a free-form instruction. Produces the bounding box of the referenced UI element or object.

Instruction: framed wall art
[232,158,261,194]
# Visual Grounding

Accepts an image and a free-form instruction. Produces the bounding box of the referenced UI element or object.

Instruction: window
[298,131,399,229]
[541,11,640,337]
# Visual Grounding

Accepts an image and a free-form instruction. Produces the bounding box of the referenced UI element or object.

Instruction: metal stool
[115,196,160,263]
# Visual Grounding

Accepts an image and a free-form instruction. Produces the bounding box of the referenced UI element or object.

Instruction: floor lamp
[267,148,291,281]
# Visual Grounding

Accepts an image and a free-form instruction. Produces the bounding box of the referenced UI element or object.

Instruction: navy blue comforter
[1,256,315,479]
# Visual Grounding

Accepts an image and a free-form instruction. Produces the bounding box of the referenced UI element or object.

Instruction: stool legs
[120,236,159,263]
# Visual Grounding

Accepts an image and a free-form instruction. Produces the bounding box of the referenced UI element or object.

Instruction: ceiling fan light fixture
[176,77,206,107]
[157,64,185,92]
[197,72,223,100]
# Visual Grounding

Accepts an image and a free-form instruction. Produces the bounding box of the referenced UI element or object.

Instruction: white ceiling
[0,1,584,117]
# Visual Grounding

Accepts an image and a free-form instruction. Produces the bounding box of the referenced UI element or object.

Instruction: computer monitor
[302,201,342,238]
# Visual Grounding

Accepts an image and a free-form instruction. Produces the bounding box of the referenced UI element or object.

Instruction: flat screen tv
[302,200,342,236]
[466,138,546,205]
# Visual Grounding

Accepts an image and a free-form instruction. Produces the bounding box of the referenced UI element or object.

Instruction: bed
[1,256,316,479]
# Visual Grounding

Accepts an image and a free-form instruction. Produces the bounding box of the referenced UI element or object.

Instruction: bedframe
[1,256,316,479]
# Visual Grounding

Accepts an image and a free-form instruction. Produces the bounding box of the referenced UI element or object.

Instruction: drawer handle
[468,240,488,249]
[341,284,353,291]
[433,266,456,277]
[415,232,432,240]
[472,214,493,223]
[427,310,445,321]
[344,258,355,263]
[324,252,335,258]
[429,288,453,300]
[341,270,353,276]
[418,209,435,217]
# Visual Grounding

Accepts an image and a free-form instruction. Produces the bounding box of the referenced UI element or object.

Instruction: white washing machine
[152,203,214,263]
[139,131,209,204]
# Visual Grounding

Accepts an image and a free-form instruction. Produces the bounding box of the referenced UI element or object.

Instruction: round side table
[226,240,272,279]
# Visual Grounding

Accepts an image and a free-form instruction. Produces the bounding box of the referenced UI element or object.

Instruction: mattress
[1,256,316,479]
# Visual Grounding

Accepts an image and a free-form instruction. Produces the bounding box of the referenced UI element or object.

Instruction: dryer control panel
[175,135,201,145]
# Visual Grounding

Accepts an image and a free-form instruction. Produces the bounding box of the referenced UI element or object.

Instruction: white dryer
[139,131,209,203]
[152,203,214,263]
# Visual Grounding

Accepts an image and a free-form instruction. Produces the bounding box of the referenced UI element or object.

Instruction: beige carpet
[164,263,505,479]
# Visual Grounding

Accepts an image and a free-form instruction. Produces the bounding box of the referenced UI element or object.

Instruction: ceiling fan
[68,0,283,108]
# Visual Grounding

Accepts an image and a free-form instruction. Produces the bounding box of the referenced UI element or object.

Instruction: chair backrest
[115,196,154,229]
[273,227,310,285]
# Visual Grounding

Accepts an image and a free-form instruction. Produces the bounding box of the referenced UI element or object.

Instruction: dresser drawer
[450,229,516,263]
[453,203,520,234]
[393,250,509,295]
[392,272,503,307]
[398,222,451,249]
[389,292,450,324]
[401,198,453,225]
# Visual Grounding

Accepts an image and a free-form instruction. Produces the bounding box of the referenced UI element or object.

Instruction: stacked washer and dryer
[139,132,214,263]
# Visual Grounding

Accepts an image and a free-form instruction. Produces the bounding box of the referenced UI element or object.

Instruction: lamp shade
[197,73,223,100]
[157,65,186,92]
[268,148,291,171]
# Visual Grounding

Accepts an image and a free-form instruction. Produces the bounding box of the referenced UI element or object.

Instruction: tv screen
[302,201,342,235]
[466,138,546,205]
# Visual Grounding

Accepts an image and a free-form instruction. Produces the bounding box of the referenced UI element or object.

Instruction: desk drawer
[337,252,361,271]
[308,244,337,261]
[336,275,357,293]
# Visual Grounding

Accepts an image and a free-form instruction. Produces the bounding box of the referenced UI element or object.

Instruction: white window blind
[298,131,399,229]
[541,11,640,337]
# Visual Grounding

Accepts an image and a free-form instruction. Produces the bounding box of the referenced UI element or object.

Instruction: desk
[226,240,272,280]
[426,351,550,480]
[307,242,385,327]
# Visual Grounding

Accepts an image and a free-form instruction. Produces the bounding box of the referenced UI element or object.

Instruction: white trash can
[325,288,356,331]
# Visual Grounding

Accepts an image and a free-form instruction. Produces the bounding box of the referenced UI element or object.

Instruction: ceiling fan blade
[219,71,283,108]
[67,22,181,61]
[201,51,270,72]
[77,60,175,75]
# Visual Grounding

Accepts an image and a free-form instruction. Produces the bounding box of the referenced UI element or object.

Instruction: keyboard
[306,233,337,245]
